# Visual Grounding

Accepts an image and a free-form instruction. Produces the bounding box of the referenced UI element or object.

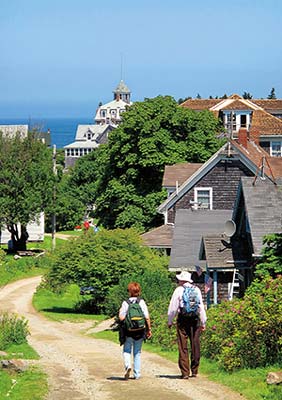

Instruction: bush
[104,268,178,351]
[202,276,282,371]
[0,312,29,349]
[45,228,169,313]
[104,268,172,316]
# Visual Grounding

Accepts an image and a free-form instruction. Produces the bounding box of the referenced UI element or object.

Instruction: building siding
[168,160,254,224]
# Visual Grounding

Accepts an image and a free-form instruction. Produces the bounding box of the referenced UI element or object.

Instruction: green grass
[92,329,281,400]
[0,343,40,360]
[0,344,47,399]
[0,367,48,400]
[33,284,106,323]
[58,230,82,236]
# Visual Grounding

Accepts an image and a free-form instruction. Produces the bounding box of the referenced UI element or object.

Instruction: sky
[0,0,282,118]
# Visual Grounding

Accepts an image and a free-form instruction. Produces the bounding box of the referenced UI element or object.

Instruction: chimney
[238,128,248,148]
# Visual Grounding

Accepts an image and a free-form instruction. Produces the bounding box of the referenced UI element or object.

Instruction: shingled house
[232,176,282,268]
[142,135,282,304]
[181,94,282,157]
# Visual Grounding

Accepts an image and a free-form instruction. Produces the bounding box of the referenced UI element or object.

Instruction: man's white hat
[176,271,193,283]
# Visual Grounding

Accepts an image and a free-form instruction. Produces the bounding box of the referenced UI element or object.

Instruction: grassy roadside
[0,343,48,400]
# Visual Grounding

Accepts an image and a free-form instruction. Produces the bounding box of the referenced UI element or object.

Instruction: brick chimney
[238,128,248,147]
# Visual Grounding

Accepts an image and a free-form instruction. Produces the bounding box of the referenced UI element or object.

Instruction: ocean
[0,117,94,149]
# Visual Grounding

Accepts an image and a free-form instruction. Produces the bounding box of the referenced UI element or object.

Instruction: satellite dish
[224,220,236,237]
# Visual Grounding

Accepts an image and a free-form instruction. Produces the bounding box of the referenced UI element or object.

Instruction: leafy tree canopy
[255,233,282,278]
[0,132,54,250]
[70,96,225,230]
[242,91,253,99]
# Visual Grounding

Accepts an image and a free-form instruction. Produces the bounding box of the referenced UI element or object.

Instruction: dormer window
[222,111,252,137]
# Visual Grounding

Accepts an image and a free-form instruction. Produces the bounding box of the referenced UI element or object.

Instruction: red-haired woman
[119,282,152,380]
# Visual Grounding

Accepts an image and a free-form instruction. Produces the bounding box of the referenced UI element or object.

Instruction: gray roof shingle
[241,177,282,255]
[169,209,232,271]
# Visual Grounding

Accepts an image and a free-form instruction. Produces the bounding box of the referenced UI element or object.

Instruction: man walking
[168,271,206,379]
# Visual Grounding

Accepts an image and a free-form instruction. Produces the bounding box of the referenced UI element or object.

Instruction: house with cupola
[94,80,132,126]
[64,80,132,168]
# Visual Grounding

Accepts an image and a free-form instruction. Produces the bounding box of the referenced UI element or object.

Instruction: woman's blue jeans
[123,336,143,379]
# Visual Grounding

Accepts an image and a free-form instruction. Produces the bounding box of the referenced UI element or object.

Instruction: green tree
[70,96,224,230]
[267,87,277,99]
[242,91,253,99]
[177,96,192,104]
[255,233,282,278]
[0,132,54,250]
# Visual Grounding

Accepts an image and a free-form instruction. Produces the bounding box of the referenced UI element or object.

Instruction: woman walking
[119,282,152,380]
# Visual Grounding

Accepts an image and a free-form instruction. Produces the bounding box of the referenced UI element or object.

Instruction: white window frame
[270,141,282,157]
[194,187,213,210]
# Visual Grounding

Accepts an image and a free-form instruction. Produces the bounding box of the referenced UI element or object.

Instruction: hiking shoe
[124,367,131,380]
[181,375,189,379]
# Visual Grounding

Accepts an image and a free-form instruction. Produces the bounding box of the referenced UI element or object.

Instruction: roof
[141,224,174,248]
[250,109,282,136]
[98,98,129,110]
[181,95,282,137]
[64,124,112,149]
[0,125,28,138]
[158,140,277,213]
[169,209,232,271]
[251,99,282,112]
[162,163,203,188]
[114,80,131,94]
[202,234,249,269]
[181,99,221,109]
[238,177,282,255]
[74,124,110,140]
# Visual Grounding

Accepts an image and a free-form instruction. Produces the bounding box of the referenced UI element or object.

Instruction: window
[194,187,213,210]
[270,141,282,157]
[100,110,106,118]
[240,114,247,128]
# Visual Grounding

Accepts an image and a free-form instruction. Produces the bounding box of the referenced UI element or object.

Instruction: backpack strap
[126,297,141,304]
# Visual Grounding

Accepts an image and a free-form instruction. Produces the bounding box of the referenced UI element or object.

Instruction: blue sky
[0,0,282,117]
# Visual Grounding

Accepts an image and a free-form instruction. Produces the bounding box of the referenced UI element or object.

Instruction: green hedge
[202,276,282,371]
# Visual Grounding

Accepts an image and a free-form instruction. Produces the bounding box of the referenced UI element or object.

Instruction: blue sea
[0,117,94,149]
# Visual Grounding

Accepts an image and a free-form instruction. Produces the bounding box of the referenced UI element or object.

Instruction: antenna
[224,220,236,237]
[120,52,123,81]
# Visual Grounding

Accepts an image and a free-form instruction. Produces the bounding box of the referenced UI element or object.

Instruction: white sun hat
[176,271,193,283]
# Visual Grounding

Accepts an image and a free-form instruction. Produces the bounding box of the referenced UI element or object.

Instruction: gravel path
[0,277,246,400]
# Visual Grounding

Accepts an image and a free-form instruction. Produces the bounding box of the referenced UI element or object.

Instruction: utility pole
[52,145,57,251]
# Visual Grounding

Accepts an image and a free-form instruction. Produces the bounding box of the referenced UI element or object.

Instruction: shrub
[0,312,29,349]
[104,268,172,316]
[45,228,169,312]
[104,268,178,351]
[0,248,5,263]
[202,276,282,371]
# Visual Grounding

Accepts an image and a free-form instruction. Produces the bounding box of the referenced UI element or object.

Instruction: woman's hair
[127,282,141,297]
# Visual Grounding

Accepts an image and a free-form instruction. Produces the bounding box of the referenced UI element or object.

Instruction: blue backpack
[182,286,200,317]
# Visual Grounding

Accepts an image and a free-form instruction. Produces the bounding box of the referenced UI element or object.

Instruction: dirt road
[0,277,246,400]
